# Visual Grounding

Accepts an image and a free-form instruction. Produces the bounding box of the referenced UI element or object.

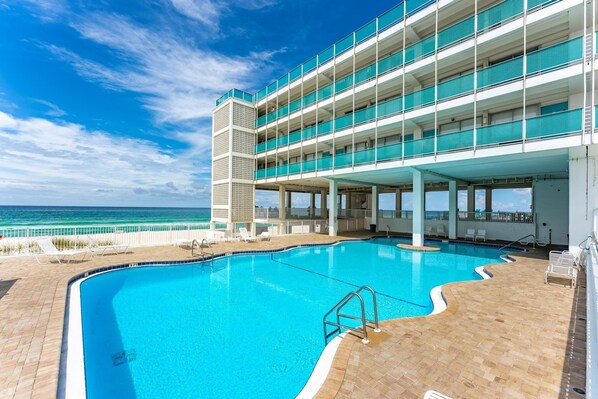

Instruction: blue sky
[0,0,398,207]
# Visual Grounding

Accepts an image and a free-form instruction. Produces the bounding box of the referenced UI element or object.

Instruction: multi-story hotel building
[211,0,596,252]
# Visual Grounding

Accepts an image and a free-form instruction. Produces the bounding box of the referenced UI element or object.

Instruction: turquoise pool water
[79,238,506,398]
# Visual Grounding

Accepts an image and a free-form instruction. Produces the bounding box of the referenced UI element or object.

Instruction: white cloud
[0,112,210,206]
[33,99,67,117]
[169,0,277,29]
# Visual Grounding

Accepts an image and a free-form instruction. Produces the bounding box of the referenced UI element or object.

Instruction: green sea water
[0,206,211,227]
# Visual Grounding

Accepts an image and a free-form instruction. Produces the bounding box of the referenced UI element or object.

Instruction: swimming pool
[71,238,507,398]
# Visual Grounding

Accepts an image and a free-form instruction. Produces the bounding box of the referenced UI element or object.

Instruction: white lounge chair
[35,238,89,264]
[206,230,226,244]
[424,390,452,399]
[475,229,487,242]
[87,235,129,255]
[239,227,257,243]
[258,231,271,241]
[545,250,577,287]
[464,228,475,240]
[436,225,447,238]
[424,226,433,236]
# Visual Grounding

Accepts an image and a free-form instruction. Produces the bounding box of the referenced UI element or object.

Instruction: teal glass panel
[354,107,376,125]
[527,0,557,8]
[541,102,568,115]
[256,88,267,101]
[355,64,376,84]
[267,82,277,95]
[404,35,435,64]
[437,129,474,152]
[277,75,289,89]
[478,0,523,31]
[377,143,402,161]
[317,156,332,170]
[303,91,317,107]
[288,130,301,144]
[266,138,277,150]
[302,125,317,140]
[318,46,334,65]
[404,137,434,157]
[277,104,289,118]
[404,86,435,111]
[317,120,333,136]
[423,130,435,138]
[335,74,354,94]
[378,3,404,31]
[288,162,301,175]
[302,159,316,173]
[303,57,317,74]
[378,51,403,74]
[526,109,582,139]
[317,84,334,101]
[255,142,266,153]
[266,167,277,178]
[335,35,354,56]
[354,148,375,165]
[277,135,289,147]
[437,73,474,100]
[276,164,288,176]
[335,113,353,131]
[334,152,352,168]
[232,89,243,100]
[255,115,267,128]
[477,57,523,89]
[437,16,474,49]
[355,20,376,43]
[243,92,253,103]
[290,66,302,82]
[255,169,266,179]
[266,111,277,123]
[406,0,433,15]
[526,37,582,74]
[289,99,302,113]
[476,120,522,145]
[377,96,402,117]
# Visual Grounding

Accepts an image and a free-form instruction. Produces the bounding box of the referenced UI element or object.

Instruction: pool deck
[0,233,586,398]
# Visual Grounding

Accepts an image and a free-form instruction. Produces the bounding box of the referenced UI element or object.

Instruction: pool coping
[58,237,521,399]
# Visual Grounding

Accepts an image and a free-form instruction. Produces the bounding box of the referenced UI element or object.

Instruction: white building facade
[212,0,598,252]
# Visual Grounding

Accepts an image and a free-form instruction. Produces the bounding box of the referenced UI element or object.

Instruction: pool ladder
[191,239,214,265]
[323,286,380,345]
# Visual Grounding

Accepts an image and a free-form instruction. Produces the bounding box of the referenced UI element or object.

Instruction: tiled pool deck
[0,234,586,398]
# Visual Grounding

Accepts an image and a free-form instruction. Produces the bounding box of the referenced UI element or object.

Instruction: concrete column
[569,146,598,254]
[372,186,379,230]
[320,189,327,219]
[346,192,352,217]
[413,170,425,246]
[485,187,493,221]
[286,191,292,214]
[279,186,286,220]
[413,127,423,140]
[395,189,402,216]
[467,185,475,219]
[329,180,338,236]
[449,180,458,239]
[310,193,316,218]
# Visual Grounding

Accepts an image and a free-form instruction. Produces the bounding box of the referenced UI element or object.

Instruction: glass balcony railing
[254,37,582,152]
[215,88,254,107]
[253,1,568,128]
[254,108,582,179]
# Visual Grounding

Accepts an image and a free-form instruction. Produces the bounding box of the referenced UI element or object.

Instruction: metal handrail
[191,239,214,264]
[499,234,536,251]
[323,285,380,345]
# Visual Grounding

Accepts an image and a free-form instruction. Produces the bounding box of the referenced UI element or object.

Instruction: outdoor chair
[436,225,447,238]
[464,229,475,240]
[87,235,129,256]
[239,227,257,243]
[545,250,577,287]
[475,229,487,242]
[35,237,90,264]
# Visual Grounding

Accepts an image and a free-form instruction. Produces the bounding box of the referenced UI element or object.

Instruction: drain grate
[573,387,586,395]
[112,349,136,366]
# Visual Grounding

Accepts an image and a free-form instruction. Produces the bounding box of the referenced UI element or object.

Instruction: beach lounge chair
[239,227,257,243]
[545,250,577,287]
[425,226,432,236]
[87,235,129,255]
[206,230,223,244]
[424,390,452,399]
[258,231,271,241]
[475,229,487,242]
[35,238,89,264]
[436,225,447,238]
[464,229,475,240]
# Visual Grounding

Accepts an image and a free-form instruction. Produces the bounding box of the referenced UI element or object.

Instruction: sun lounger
[35,237,89,264]
[239,227,257,243]
[475,229,486,242]
[424,390,452,399]
[545,250,577,287]
[425,226,433,236]
[206,230,227,244]
[258,231,271,241]
[436,225,447,238]
[464,228,475,240]
[87,235,129,255]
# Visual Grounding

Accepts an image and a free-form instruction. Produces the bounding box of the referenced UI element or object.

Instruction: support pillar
[286,191,292,215]
[329,180,338,236]
[485,188,493,220]
[413,170,424,246]
[449,180,458,239]
[395,189,402,217]
[320,189,327,219]
[372,186,379,231]
[467,185,475,220]
[279,186,286,220]
[310,192,316,218]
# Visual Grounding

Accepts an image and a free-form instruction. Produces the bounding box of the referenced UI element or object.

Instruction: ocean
[0,206,211,227]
